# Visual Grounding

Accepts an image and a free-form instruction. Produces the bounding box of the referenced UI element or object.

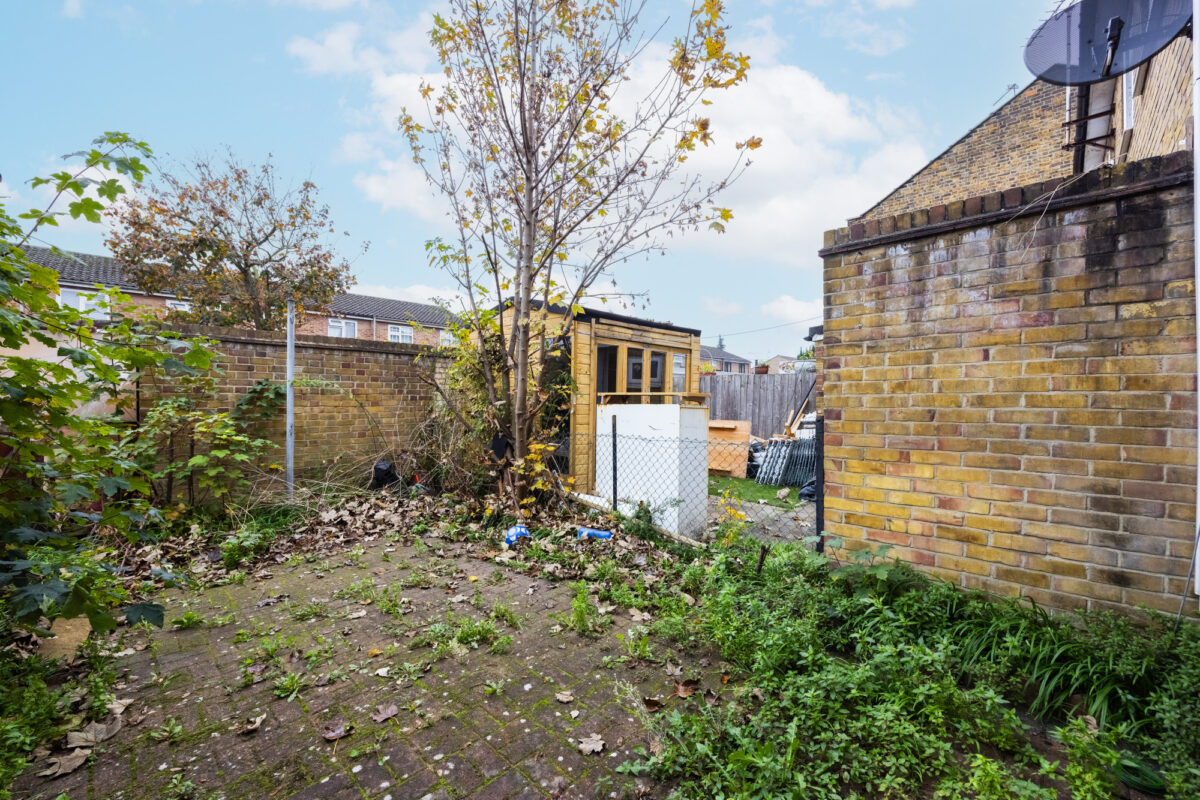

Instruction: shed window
[649,351,666,392]
[597,344,618,395]
[626,349,644,391]
[672,353,687,392]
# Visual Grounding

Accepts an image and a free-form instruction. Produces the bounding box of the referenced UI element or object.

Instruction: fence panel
[700,370,816,438]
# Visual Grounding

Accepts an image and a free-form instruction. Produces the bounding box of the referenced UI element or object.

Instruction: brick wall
[1114,36,1193,164]
[140,325,447,477]
[857,82,1075,222]
[819,152,1196,615]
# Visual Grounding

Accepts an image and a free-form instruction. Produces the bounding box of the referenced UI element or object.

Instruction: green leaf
[99,476,132,497]
[124,602,165,628]
[67,197,104,223]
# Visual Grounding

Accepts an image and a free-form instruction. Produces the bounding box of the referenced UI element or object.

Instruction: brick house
[699,344,751,373]
[25,245,452,345]
[817,39,1197,615]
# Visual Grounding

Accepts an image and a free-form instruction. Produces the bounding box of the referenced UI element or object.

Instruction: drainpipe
[286,300,295,502]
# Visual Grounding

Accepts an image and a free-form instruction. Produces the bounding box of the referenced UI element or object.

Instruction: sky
[2,0,1061,361]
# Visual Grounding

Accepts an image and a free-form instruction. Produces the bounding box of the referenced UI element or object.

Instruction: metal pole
[286,300,295,502]
[815,414,825,554]
[611,414,618,514]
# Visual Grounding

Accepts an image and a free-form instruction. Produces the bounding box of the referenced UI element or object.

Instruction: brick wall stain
[820,156,1197,616]
[858,82,1075,222]
[140,326,447,477]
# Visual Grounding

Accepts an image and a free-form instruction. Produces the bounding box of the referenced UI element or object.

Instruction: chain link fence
[550,423,822,546]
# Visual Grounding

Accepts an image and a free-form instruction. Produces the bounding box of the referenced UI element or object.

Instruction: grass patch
[706,475,795,508]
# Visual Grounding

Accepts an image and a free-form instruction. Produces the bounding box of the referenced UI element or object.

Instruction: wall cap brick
[819,151,1193,258]
[169,323,441,356]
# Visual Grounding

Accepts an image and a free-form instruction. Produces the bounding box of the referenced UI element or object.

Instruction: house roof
[699,344,751,364]
[518,299,701,337]
[22,245,450,327]
[329,293,451,327]
[22,245,141,291]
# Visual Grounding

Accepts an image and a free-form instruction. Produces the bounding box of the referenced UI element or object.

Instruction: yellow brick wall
[1114,35,1193,163]
[139,325,448,478]
[820,153,1197,616]
[858,82,1075,221]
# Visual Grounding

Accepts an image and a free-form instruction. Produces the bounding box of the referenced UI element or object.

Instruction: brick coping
[170,322,441,356]
[820,150,1193,258]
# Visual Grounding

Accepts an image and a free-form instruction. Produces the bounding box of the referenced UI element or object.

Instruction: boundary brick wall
[140,325,447,477]
[819,152,1196,615]
[856,82,1075,223]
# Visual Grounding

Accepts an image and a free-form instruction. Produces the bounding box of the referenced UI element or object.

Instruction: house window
[58,288,107,320]
[166,299,192,313]
[672,353,687,393]
[328,318,357,338]
[388,324,414,344]
[439,328,455,347]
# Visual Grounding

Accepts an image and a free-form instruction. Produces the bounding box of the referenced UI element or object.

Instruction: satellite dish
[1025,0,1192,86]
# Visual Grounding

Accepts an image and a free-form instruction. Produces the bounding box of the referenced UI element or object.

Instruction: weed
[150,717,184,743]
[1056,717,1122,800]
[489,635,514,655]
[616,627,654,662]
[488,567,507,585]
[563,581,609,637]
[291,601,329,622]
[490,600,522,629]
[272,672,309,703]
[483,678,509,696]
[169,611,208,629]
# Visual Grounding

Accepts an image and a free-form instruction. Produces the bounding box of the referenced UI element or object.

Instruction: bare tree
[402,0,759,473]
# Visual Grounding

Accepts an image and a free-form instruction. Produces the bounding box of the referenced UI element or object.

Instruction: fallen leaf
[374,667,391,678]
[66,717,121,748]
[721,674,731,685]
[642,697,663,712]
[236,714,267,735]
[371,704,399,723]
[367,648,383,658]
[322,722,354,741]
[680,592,695,607]
[672,679,700,699]
[449,594,467,604]
[346,609,367,620]
[578,733,605,755]
[629,609,652,623]
[255,595,287,608]
[109,698,134,715]
[468,576,479,582]
[569,710,580,719]
[776,487,791,501]
[663,663,683,678]
[555,691,574,703]
[704,689,721,706]
[37,749,89,777]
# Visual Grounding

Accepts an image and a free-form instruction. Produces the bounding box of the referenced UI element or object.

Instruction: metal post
[286,300,295,502]
[1187,0,1200,609]
[815,414,825,553]
[611,414,618,514]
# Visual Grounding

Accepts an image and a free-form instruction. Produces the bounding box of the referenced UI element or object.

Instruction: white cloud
[871,0,915,8]
[703,296,743,316]
[352,159,444,224]
[287,22,379,75]
[761,295,823,325]
[61,0,83,18]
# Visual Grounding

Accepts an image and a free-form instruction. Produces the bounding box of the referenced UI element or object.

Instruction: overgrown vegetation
[622,536,1200,800]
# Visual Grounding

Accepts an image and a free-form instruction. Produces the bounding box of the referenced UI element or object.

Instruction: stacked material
[755,436,818,488]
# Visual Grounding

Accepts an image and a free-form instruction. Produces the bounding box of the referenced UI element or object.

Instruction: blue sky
[3,0,1057,360]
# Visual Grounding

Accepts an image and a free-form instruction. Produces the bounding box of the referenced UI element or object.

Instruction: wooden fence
[700,370,817,439]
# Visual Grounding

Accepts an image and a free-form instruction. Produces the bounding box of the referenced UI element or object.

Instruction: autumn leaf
[322,722,354,741]
[578,733,605,755]
[371,704,399,723]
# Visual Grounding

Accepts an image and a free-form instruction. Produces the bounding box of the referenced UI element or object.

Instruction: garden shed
[557,305,705,493]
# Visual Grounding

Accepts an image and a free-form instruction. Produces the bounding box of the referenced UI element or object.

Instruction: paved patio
[15,528,719,800]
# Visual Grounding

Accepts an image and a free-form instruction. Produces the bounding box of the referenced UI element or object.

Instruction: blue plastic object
[504,525,529,546]
[577,526,613,540]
